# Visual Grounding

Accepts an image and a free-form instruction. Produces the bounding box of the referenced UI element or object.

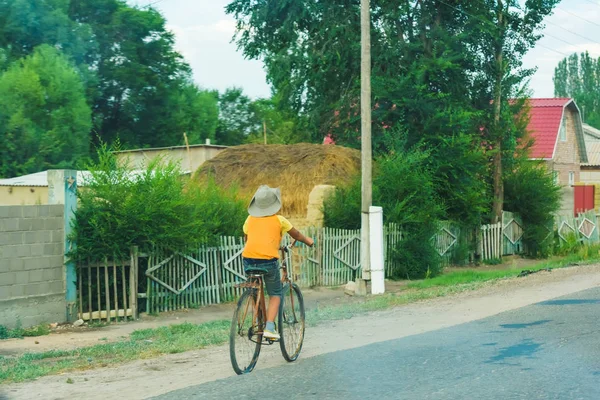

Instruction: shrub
[504,162,561,258]
[70,141,246,260]
[322,177,361,230]
[554,232,580,257]
[0,325,8,340]
[323,148,444,279]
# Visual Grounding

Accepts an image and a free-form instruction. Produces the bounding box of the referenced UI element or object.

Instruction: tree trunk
[491,0,505,224]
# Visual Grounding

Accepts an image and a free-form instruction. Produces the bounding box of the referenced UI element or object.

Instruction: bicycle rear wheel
[230,289,262,374]
[279,283,305,362]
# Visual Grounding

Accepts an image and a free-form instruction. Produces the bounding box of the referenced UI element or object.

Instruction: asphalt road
[153,287,600,400]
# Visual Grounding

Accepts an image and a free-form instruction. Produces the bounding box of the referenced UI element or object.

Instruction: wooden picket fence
[81,210,600,320]
[145,247,223,315]
[480,222,502,261]
[501,211,524,255]
[555,211,599,244]
[478,211,526,262]
[136,225,408,314]
[384,223,403,277]
[138,223,467,314]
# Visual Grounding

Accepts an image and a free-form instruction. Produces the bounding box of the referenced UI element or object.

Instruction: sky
[135,0,600,99]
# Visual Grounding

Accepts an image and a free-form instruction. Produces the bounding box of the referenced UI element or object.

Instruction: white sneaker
[263,328,280,340]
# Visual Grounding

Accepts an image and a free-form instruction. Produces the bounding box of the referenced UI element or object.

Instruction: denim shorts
[243,258,282,297]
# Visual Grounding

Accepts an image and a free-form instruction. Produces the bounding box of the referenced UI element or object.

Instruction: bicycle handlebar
[280,238,316,253]
[281,240,297,253]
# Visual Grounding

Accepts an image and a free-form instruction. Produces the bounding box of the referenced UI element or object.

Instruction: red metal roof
[527,98,572,159]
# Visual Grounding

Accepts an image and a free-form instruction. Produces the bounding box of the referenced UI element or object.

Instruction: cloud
[168,19,236,44]
[185,19,236,37]
[165,19,269,98]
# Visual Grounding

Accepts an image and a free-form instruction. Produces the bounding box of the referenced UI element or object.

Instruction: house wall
[0,205,66,329]
[580,169,600,183]
[115,145,225,173]
[547,107,581,215]
[0,186,48,206]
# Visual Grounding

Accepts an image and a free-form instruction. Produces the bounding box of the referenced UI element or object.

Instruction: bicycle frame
[279,241,298,324]
[236,240,298,344]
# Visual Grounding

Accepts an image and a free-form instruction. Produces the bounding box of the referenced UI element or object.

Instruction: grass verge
[408,246,600,290]
[0,324,51,341]
[0,321,230,384]
[2,247,600,384]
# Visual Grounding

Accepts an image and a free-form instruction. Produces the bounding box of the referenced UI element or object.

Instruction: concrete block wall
[0,205,66,328]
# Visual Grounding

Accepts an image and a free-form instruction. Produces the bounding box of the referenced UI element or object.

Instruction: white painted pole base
[369,206,385,295]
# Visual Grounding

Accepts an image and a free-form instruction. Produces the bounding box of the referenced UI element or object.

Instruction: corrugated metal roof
[526,99,573,159]
[0,169,189,187]
[113,143,227,154]
[583,123,600,140]
[0,171,91,187]
[528,98,572,108]
[583,142,600,166]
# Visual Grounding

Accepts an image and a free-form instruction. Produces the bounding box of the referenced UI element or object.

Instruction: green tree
[246,96,309,144]
[468,0,560,222]
[323,145,444,278]
[0,45,91,177]
[0,0,220,172]
[228,0,560,236]
[215,87,307,146]
[0,0,95,65]
[215,87,255,145]
[554,52,600,129]
[225,0,490,224]
[68,0,213,148]
[169,85,219,145]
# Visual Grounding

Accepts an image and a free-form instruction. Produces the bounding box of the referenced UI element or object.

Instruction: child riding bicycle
[242,185,314,340]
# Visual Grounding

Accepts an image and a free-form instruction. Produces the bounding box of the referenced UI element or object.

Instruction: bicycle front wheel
[230,289,262,375]
[279,283,305,362]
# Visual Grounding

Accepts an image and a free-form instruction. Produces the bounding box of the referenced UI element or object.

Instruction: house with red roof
[526,98,588,215]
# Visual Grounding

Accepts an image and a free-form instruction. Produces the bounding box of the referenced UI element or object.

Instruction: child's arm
[288,228,314,247]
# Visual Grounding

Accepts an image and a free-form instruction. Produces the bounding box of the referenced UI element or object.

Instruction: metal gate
[76,249,138,322]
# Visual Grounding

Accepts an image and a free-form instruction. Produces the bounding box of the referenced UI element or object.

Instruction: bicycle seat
[245,267,269,275]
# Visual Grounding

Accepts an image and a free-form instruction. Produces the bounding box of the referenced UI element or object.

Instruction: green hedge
[69,142,246,260]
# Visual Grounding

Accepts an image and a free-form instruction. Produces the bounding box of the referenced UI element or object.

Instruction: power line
[556,6,600,29]
[140,0,166,9]
[579,0,600,8]
[542,31,583,49]
[545,19,600,45]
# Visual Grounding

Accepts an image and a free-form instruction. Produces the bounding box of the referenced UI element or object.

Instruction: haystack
[195,143,360,217]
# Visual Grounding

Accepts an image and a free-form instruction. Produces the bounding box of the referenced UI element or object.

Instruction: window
[553,171,560,185]
[569,171,575,186]
[559,115,567,141]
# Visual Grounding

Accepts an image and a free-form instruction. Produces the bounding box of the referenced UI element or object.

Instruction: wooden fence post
[130,246,139,319]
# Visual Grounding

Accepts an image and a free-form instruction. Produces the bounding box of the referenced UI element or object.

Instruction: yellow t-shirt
[242,215,293,259]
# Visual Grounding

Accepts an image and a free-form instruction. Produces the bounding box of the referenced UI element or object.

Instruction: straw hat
[248,185,282,217]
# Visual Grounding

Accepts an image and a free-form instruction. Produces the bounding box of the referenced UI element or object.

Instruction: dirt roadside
[0,282,406,356]
[3,265,600,400]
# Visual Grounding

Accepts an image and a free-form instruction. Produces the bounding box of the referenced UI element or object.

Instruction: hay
[195,143,360,217]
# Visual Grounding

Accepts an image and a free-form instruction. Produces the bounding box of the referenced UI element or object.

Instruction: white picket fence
[480,222,502,261]
[138,210,599,313]
[139,222,473,312]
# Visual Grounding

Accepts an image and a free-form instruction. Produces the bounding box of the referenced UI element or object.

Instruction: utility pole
[183,132,192,172]
[360,0,372,283]
[263,120,267,145]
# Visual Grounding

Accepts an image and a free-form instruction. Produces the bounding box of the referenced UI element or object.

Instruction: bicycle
[229,240,306,375]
